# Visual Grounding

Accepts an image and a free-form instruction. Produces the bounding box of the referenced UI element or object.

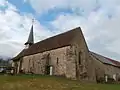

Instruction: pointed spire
[25,19,34,46]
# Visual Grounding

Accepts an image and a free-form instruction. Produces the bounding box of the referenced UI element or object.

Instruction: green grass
[0,75,120,90]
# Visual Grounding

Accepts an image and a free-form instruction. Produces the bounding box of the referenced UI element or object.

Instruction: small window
[79,52,82,65]
[57,58,59,64]
[29,59,30,64]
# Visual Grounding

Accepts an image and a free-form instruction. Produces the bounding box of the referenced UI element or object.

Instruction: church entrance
[46,65,53,75]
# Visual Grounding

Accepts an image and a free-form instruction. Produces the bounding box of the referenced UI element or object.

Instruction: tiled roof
[13,27,81,60]
[90,51,120,67]
[106,57,120,67]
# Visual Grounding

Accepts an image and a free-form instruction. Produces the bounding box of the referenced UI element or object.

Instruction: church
[12,24,120,82]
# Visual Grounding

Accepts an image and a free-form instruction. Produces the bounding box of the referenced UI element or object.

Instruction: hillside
[0,75,120,90]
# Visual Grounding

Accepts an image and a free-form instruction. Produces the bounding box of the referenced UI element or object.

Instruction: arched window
[57,58,59,65]
[46,53,50,65]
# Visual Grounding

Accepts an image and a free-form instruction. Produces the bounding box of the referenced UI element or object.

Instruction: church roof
[13,27,81,60]
[106,57,120,67]
[90,52,120,67]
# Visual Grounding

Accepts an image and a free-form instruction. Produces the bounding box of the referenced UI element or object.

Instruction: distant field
[0,75,120,90]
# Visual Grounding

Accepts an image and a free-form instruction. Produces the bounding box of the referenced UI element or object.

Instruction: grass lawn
[0,75,120,90]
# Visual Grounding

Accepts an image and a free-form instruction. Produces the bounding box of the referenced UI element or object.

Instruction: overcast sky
[0,0,120,60]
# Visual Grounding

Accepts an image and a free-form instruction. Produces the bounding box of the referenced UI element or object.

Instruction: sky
[0,0,120,60]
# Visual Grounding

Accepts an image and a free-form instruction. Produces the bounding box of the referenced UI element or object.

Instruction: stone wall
[104,64,120,80]
[13,60,21,74]
[89,54,105,80]
[22,46,76,79]
[90,54,120,81]
[70,29,96,82]
[65,45,76,79]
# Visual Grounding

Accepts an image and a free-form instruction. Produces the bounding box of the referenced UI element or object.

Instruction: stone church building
[12,24,120,82]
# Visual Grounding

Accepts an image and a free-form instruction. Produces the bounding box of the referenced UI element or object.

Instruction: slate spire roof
[25,25,34,45]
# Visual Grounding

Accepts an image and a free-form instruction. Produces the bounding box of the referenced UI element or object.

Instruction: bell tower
[24,19,34,49]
